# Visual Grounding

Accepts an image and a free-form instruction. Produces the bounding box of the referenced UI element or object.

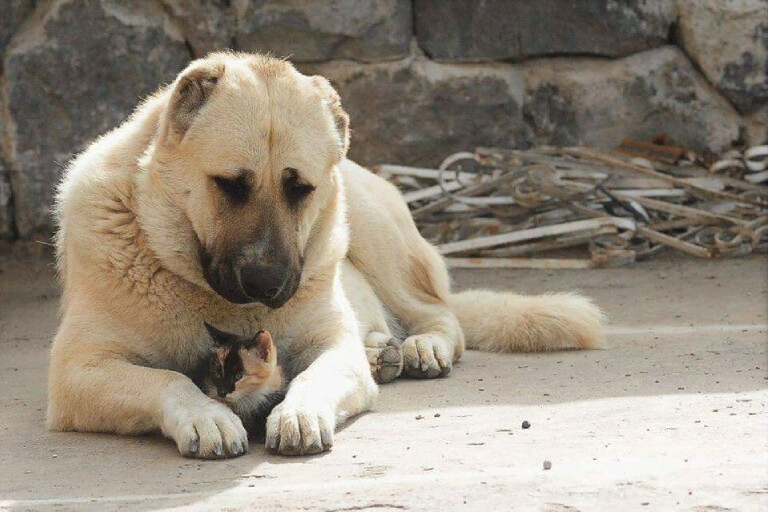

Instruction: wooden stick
[402,181,463,203]
[617,189,686,198]
[650,217,709,231]
[609,192,746,225]
[446,257,596,269]
[412,171,522,218]
[375,164,477,182]
[676,164,768,193]
[438,217,636,255]
[637,226,714,258]
[478,232,594,257]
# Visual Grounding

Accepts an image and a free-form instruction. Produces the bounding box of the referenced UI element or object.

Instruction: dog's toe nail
[189,439,199,453]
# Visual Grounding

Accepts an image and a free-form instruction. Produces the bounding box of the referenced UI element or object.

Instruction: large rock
[745,105,768,146]
[521,46,744,153]
[302,58,529,167]
[677,0,768,114]
[0,0,35,59]
[0,158,12,239]
[3,0,191,238]
[159,0,235,57]
[235,0,411,63]
[414,0,675,62]
[0,1,35,238]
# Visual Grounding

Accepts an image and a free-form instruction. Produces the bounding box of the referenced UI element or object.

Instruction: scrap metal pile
[374,141,768,269]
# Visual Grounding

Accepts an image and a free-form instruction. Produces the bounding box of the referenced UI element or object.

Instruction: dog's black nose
[240,263,288,303]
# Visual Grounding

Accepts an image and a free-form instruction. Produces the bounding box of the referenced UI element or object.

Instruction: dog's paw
[265,400,334,456]
[162,397,248,459]
[402,333,452,378]
[366,338,404,384]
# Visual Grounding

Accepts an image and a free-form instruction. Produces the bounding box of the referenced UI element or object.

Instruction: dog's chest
[117,259,299,373]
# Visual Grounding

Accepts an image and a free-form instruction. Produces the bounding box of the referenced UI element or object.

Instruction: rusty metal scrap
[616,137,686,165]
[374,143,768,269]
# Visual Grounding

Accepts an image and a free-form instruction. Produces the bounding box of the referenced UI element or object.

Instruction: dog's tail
[447,290,606,352]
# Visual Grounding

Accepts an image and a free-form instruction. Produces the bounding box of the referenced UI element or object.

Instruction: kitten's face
[204,323,281,403]
[209,345,245,398]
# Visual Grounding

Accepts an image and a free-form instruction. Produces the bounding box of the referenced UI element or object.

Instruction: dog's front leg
[265,342,377,455]
[264,296,378,455]
[48,336,248,459]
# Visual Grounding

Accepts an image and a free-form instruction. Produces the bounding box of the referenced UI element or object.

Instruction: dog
[49,52,605,458]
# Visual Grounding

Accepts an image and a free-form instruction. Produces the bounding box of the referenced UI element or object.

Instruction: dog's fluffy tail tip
[448,289,606,353]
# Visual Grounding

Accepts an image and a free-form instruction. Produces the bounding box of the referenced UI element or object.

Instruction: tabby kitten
[192,322,285,439]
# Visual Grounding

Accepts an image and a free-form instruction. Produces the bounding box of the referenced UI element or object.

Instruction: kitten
[192,322,285,439]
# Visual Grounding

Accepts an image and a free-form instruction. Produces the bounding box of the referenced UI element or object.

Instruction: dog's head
[141,53,349,308]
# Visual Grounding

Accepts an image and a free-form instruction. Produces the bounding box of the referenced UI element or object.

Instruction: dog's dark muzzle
[239,260,300,308]
[201,245,301,308]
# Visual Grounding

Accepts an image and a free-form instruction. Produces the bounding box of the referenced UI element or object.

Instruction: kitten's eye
[212,172,249,204]
[283,168,315,206]
[234,371,244,381]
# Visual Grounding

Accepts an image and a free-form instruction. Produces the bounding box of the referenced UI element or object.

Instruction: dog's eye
[283,168,315,206]
[212,173,249,204]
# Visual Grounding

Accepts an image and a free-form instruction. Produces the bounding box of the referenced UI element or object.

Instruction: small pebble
[415,415,423,420]
[543,460,552,470]
[522,420,531,429]
[434,413,441,418]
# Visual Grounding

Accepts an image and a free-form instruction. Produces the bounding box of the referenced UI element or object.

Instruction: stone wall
[0,0,766,240]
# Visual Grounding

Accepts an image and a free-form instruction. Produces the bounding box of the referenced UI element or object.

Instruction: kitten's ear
[204,322,237,346]
[249,330,276,364]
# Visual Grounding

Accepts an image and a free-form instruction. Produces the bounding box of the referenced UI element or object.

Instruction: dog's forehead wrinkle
[197,63,335,183]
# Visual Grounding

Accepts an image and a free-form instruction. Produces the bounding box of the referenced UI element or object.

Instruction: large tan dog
[49,52,605,458]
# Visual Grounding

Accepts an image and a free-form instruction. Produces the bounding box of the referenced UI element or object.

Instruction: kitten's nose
[217,387,228,398]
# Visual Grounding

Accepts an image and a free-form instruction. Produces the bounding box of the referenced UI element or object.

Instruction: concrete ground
[0,248,766,511]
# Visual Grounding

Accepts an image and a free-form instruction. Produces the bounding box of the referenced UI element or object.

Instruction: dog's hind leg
[343,160,463,378]
[341,260,403,383]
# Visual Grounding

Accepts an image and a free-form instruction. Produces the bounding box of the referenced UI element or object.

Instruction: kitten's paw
[162,392,248,459]
[265,400,334,456]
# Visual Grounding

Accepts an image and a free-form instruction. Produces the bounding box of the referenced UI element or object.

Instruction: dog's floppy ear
[204,322,238,346]
[311,76,350,160]
[165,62,224,141]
